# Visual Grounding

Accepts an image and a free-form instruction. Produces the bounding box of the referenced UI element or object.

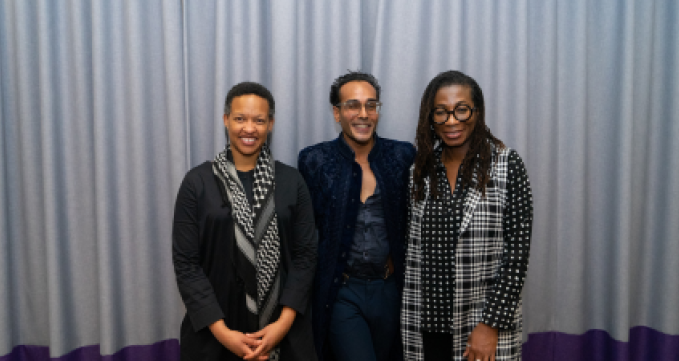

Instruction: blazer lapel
[459,149,499,234]
[459,183,481,234]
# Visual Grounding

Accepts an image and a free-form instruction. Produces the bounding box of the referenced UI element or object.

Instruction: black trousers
[423,331,452,361]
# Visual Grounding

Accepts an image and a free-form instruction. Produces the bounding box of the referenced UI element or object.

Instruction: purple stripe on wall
[3,328,677,360]
[0,339,179,361]
[523,326,679,361]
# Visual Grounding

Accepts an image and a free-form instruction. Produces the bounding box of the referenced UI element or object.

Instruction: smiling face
[223,94,274,164]
[432,85,478,154]
[333,81,379,148]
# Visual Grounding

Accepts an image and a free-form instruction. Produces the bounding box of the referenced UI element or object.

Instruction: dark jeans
[328,275,400,361]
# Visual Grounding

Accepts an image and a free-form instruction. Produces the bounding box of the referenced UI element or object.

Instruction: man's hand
[463,322,498,361]
[209,320,262,359]
[245,307,296,360]
[387,255,394,277]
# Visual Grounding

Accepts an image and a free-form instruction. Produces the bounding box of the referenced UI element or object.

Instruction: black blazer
[173,161,318,361]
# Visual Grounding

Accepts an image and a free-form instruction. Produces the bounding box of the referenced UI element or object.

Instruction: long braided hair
[412,70,504,201]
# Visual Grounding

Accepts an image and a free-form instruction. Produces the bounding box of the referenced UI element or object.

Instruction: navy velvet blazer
[298,134,415,360]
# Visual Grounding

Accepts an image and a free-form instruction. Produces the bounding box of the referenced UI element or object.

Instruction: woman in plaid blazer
[402,71,533,361]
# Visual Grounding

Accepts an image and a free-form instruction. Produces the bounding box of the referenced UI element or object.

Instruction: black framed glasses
[335,100,382,116]
[431,104,477,124]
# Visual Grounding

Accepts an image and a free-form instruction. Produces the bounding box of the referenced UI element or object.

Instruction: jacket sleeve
[172,171,225,331]
[404,168,415,269]
[297,149,323,228]
[278,171,318,315]
[481,150,533,329]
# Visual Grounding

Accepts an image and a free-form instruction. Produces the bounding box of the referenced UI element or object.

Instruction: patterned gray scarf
[212,144,281,360]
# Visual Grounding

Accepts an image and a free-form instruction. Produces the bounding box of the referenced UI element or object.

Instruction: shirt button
[353,172,357,177]
[334,278,338,283]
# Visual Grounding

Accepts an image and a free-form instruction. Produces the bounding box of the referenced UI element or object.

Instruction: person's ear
[267,116,275,132]
[332,106,340,123]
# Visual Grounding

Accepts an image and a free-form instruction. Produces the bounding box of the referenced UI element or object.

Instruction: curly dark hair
[412,70,504,201]
[329,70,381,106]
[224,81,275,117]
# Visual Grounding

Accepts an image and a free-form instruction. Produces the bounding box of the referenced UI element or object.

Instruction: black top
[236,169,255,205]
[346,183,390,278]
[421,160,467,332]
[173,161,318,361]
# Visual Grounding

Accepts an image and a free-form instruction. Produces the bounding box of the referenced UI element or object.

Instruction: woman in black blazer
[173,82,317,361]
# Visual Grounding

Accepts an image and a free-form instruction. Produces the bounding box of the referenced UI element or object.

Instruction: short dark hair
[329,71,381,106]
[224,81,275,117]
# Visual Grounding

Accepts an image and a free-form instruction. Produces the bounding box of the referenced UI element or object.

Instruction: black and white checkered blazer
[401,146,533,361]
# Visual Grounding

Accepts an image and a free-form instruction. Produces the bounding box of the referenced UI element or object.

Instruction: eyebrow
[232,113,268,119]
[435,101,472,107]
[345,98,379,102]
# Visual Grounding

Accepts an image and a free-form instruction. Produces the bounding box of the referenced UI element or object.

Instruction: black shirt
[237,169,255,206]
[421,160,467,332]
[346,184,390,278]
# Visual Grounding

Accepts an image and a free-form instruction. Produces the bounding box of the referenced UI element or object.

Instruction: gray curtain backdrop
[0,0,187,357]
[1,0,678,358]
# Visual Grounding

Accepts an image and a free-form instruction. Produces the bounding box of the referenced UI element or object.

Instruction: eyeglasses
[431,104,477,124]
[335,100,382,116]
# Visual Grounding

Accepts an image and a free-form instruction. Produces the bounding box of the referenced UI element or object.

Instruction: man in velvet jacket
[298,71,415,361]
